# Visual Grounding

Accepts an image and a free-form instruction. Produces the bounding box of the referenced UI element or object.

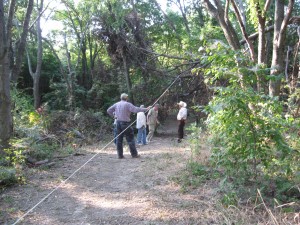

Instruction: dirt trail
[1,118,224,225]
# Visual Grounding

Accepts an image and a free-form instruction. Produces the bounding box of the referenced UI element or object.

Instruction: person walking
[136,105,147,145]
[146,104,159,143]
[177,101,187,143]
[107,93,148,159]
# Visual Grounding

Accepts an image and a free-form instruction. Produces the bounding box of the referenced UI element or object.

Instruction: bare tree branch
[278,0,294,45]
[230,0,256,61]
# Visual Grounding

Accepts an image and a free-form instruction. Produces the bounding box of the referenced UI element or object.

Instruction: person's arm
[129,103,148,113]
[107,104,116,117]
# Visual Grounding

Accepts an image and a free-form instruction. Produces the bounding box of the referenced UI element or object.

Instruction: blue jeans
[116,121,138,158]
[113,124,117,144]
[137,126,147,145]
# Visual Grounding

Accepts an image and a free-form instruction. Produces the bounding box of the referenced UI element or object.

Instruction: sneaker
[132,154,141,158]
[118,156,125,159]
[177,139,182,143]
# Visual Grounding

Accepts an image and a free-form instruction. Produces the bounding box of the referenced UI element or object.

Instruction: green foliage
[199,22,225,46]
[43,82,86,110]
[28,142,59,160]
[188,161,209,177]
[221,191,238,207]
[272,177,300,202]
[0,166,17,186]
[171,160,217,193]
[197,43,296,182]
[11,88,34,130]
[4,141,26,167]
[11,88,49,138]
[185,122,209,162]
[205,86,292,179]
[86,81,119,111]
[187,28,300,208]
[0,140,27,185]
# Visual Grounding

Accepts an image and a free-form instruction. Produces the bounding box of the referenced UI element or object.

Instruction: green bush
[205,87,292,179]
[0,166,17,186]
[28,142,59,160]
[197,43,296,181]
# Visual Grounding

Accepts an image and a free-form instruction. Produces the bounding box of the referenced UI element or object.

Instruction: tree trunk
[202,0,241,50]
[64,34,75,110]
[81,44,90,89]
[121,47,133,104]
[10,0,34,82]
[255,0,272,93]
[292,27,300,91]
[230,0,256,61]
[0,55,12,152]
[0,0,15,152]
[269,0,294,97]
[176,0,191,35]
[28,0,43,109]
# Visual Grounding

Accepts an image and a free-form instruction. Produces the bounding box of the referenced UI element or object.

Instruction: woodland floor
[0,117,298,225]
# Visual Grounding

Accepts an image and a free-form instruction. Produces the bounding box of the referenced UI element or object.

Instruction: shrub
[205,87,293,179]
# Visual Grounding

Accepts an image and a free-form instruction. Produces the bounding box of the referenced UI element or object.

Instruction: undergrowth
[0,89,111,187]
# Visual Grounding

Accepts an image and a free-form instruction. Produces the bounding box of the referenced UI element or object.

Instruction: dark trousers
[178,120,185,139]
[116,121,138,157]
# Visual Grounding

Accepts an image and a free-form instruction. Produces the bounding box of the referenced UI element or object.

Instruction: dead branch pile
[47,110,111,145]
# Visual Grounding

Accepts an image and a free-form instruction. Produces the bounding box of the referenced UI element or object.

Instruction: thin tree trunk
[202,0,241,50]
[285,46,292,89]
[230,0,256,61]
[254,0,272,93]
[27,0,43,109]
[121,47,133,103]
[176,0,191,35]
[10,0,34,82]
[291,27,300,91]
[269,0,294,97]
[64,34,75,110]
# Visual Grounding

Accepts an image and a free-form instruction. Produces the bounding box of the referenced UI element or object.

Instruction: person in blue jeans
[113,115,117,145]
[107,93,149,159]
[136,105,147,145]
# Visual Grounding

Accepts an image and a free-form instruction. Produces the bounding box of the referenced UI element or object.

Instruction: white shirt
[136,112,146,129]
[177,107,187,120]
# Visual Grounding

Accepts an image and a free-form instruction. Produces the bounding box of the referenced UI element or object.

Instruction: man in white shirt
[136,105,147,145]
[177,101,187,143]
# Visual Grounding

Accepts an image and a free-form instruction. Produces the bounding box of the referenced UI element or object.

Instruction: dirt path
[1,119,233,225]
